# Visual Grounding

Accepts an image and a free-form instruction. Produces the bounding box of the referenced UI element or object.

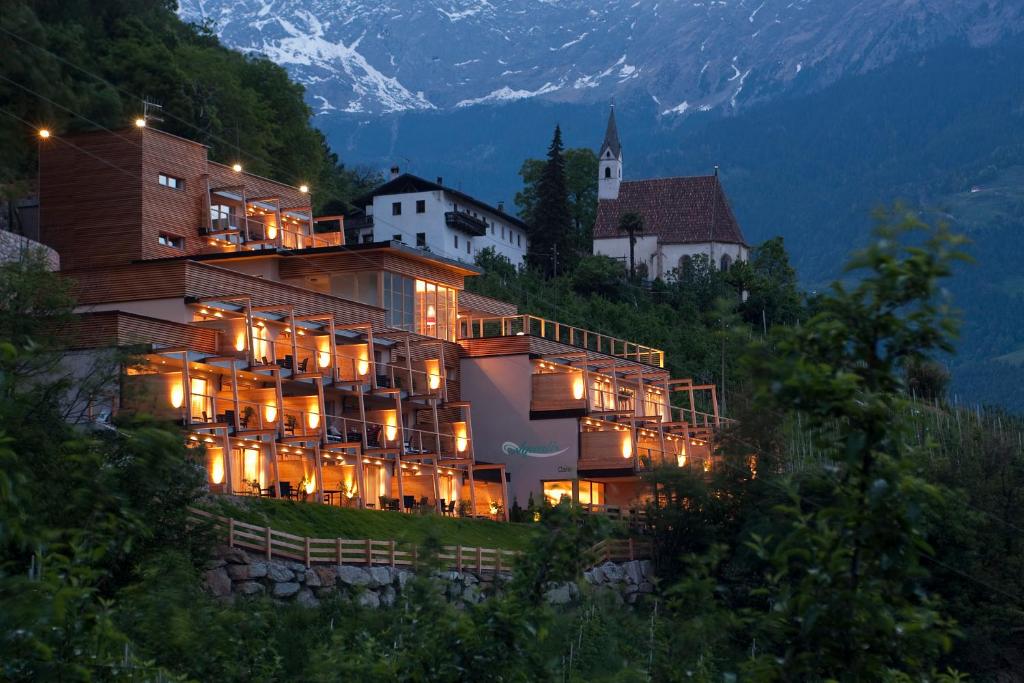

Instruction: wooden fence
[189,508,519,572]
[587,538,653,566]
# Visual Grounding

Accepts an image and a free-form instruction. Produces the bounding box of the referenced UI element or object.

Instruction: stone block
[543,583,575,605]
[380,585,397,608]
[203,568,232,598]
[356,590,380,609]
[312,566,336,587]
[248,561,268,579]
[236,581,265,596]
[600,561,624,583]
[337,565,372,586]
[623,560,644,585]
[267,562,294,583]
[226,563,250,581]
[368,566,392,587]
[272,582,301,598]
[295,588,320,608]
[221,548,250,565]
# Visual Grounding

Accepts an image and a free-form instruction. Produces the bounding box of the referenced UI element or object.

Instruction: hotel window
[517,234,522,247]
[416,199,426,213]
[578,480,605,506]
[158,232,184,249]
[543,480,573,506]
[416,232,426,247]
[190,377,212,422]
[392,201,402,216]
[454,235,459,249]
[382,272,457,341]
[644,388,665,419]
[466,239,471,254]
[158,173,183,190]
[392,234,403,242]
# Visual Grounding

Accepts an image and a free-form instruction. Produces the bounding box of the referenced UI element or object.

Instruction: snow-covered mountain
[178,0,1024,116]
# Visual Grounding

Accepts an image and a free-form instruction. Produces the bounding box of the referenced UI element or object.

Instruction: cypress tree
[527,125,575,277]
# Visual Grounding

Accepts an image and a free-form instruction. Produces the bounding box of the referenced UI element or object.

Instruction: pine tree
[526,125,575,277]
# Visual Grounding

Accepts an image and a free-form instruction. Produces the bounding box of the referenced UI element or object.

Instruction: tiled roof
[593,175,747,246]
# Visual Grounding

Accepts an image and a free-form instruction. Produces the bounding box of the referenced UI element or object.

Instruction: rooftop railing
[458,314,665,368]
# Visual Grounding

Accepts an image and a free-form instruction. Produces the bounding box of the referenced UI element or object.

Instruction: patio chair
[446,500,456,517]
[403,495,415,510]
[438,498,447,515]
[261,355,270,366]
[297,357,309,373]
[366,423,383,447]
[285,415,298,435]
[278,481,293,499]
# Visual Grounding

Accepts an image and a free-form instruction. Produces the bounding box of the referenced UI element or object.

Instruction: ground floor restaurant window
[578,480,605,506]
[543,480,606,506]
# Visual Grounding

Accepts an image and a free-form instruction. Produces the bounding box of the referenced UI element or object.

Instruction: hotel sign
[501,441,568,458]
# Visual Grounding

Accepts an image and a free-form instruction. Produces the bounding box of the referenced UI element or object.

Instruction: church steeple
[598,105,623,200]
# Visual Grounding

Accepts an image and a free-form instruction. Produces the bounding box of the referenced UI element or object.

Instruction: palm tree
[618,212,644,279]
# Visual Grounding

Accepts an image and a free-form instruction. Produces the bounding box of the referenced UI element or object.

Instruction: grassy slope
[201,496,539,551]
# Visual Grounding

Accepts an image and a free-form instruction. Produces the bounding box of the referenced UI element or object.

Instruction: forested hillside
[0,0,373,212]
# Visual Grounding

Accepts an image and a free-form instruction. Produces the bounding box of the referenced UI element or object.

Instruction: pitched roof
[593,175,747,246]
[353,173,527,229]
[600,106,621,158]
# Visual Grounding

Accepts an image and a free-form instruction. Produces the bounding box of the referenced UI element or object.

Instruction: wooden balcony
[459,314,665,368]
[444,210,488,236]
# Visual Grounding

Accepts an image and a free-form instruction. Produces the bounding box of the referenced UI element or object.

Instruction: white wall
[74,298,192,324]
[369,190,528,267]
[461,355,579,507]
[594,237,748,279]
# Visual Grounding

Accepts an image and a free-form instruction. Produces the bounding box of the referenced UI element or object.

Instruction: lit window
[543,480,572,506]
[158,173,184,190]
[158,232,184,249]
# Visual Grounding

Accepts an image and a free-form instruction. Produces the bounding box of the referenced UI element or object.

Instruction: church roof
[593,175,748,246]
[600,106,621,159]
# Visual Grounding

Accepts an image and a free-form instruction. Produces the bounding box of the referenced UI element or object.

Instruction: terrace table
[322,489,342,506]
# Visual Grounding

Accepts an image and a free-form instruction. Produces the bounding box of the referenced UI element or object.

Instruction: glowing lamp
[621,434,633,459]
[299,184,309,193]
[307,411,320,430]
[426,304,436,327]
[234,333,246,352]
[385,415,398,442]
[572,375,585,401]
[232,163,242,173]
[170,382,184,409]
[703,459,711,473]
[134,118,146,128]
[264,403,277,423]
[304,476,316,495]
[357,357,370,376]
[454,421,468,453]
[38,128,51,139]
[210,455,224,485]
[317,351,331,368]
[267,223,278,239]
[677,454,687,468]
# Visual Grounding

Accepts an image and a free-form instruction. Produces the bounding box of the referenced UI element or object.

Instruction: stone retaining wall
[203,547,656,608]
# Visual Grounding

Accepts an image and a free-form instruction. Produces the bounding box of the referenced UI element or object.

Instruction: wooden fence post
[265,526,272,560]
[628,537,635,561]
[456,545,463,572]
[496,551,502,574]
[365,538,373,566]
[304,536,311,568]
[336,538,343,565]
[389,540,396,568]
[227,518,235,548]
[412,545,418,569]
[476,547,483,573]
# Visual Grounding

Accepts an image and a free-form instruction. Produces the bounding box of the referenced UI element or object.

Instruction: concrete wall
[369,191,527,267]
[461,355,579,507]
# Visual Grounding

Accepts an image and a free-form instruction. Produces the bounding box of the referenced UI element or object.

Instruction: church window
[720,254,733,271]
[604,167,611,179]
[678,255,692,271]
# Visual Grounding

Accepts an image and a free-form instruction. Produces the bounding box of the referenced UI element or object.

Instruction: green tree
[741,209,966,680]
[618,211,644,279]
[525,125,576,277]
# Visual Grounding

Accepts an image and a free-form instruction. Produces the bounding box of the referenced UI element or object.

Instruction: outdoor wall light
[170,382,184,409]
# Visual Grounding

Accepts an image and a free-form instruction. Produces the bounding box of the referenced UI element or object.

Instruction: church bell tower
[598,105,623,200]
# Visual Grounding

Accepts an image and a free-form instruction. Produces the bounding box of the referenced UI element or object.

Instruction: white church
[592,107,749,279]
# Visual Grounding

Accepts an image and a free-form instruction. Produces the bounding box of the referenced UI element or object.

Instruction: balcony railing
[444,211,488,236]
[459,314,665,368]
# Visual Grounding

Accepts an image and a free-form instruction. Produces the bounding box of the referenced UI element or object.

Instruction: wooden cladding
[39,128,144,270]
[278,250,466,290]
[458,290,518,317]
[580,430,635,471]
[531,373,586,412]
[64,311,218,353]
[208,162,307,209]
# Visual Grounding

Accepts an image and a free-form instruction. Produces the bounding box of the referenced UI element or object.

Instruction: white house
[592,107,749,279]
[347,171,529,267]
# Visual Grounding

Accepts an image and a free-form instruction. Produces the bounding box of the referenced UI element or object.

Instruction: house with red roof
[592,107,749,279]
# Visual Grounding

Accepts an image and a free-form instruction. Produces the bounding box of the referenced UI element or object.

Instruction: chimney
[390,165,400,179]
[497,201,505,212]
[436,176,444,185]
